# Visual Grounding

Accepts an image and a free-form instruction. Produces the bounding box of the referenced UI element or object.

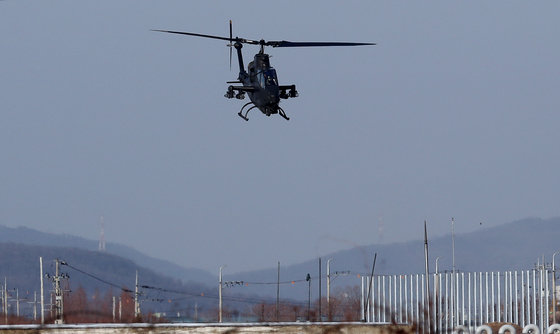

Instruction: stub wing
[229,86,255,93]
[225,85,255,99]
[278,85,298,98]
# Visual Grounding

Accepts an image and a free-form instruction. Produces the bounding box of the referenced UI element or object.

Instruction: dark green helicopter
[153,22,374,121]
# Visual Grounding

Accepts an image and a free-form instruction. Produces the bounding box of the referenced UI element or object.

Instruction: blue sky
[1,1,559,273]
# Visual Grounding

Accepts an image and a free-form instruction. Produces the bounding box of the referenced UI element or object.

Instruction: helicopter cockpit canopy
[256,69,278,88]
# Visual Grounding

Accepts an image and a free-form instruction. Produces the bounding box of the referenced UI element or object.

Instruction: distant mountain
[0,225,214,284]
[1,218,557,303]
[0,243,216,317]
[225,217,560,300]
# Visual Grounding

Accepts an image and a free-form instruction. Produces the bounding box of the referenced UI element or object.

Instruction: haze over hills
[224,217,560,300]
[0,217,557,303]
[0,225,214,284]
[0,243,219,318]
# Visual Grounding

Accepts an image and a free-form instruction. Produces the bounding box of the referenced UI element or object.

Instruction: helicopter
[153,22,374,121]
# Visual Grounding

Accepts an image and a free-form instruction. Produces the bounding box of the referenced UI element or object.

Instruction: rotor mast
[234,41,247,80]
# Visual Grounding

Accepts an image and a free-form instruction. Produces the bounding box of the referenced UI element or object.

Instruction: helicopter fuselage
[152,25,373,121]
[225,43,297,121]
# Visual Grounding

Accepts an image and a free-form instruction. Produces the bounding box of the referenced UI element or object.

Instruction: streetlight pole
[553,251,560,323]
[451,217,456,328]
[435,257,441,297]
[435,257,441,330]
[39,257,44,325]
[451,217,456,274]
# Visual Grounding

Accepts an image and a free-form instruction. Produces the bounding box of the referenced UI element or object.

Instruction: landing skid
[236,103,290,121]
[237,102,257,121]
[278,107,290,121]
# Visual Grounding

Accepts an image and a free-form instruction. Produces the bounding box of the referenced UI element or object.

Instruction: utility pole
[33,291,37,321]
[276,261,280,322]
[327,258,332,321]
[15,289,19,318]
[553,251,560,324]
[112,296,116,322]
[43,259,68,324]
[134,270,140,319]
[306,273,311,321]
[219,266,225,323]
[318,258,322,322]
[39,257,44,324]
[1,282,3,323]
[52,259,66,324]
[4,277,7,324]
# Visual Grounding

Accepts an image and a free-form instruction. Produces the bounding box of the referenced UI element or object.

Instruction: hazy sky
[1,1,559,273]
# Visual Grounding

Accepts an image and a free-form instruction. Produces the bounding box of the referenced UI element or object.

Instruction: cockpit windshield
[257,69,278,87]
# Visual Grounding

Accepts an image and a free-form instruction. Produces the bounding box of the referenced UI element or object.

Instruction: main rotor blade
[151,29,261,45]
[152,29,233,42]
[267,41,376,48]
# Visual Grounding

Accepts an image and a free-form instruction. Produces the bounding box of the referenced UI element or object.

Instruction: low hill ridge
[0,225,214,284]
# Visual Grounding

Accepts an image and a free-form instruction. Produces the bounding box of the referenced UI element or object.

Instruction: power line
[140,284,310,307]
[61,262,133,293]
[61,261,359,308]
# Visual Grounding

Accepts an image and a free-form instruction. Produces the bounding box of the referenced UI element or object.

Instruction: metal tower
[99,216,106,252]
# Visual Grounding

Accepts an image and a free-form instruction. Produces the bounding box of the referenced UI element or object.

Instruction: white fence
[361,267,558,333]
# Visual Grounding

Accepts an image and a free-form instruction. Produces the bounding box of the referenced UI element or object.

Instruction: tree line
[0,284,363,324]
